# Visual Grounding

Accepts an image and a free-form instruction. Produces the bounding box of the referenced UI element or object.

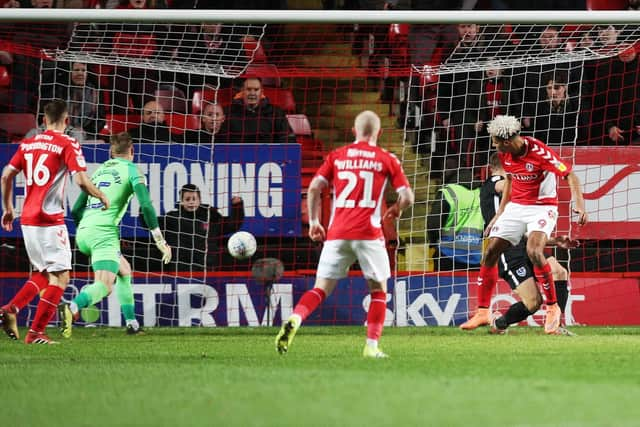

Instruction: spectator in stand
[226,77,293,144]
[427,168,483,271]
[160,184,244,272]
[630,0,640,10]
[41,62,105,141]
[128,100,174,144]
[183,102,229,144]
[531,71,579,145]
[465,62,522,166]
[582,42,640,145]
[517,26,582,133]
[408,0,461,67]
[434,24,506,171]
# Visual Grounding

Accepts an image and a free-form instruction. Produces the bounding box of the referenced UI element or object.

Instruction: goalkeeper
[58,132,172,336]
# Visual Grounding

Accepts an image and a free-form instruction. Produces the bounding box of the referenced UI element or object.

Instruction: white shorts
[316,238,390,283]
[21,224,72,272]
[489,203,558,246]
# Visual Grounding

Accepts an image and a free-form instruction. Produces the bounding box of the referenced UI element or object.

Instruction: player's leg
[68,228,120,317]
[547,256,575,335]
[357,239,390,358]
[462,204,525,330]
[17,225,71,344]
[490,253,541,334]
[526,206,561,334]
[276,240,351,354]
[460,237,512,330]
[0,226,54,339]
[115,256,141,334]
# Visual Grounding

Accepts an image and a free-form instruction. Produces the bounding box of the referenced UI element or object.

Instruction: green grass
[2,326,640,427]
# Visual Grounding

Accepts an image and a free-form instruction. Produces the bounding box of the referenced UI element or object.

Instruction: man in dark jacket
[226,77,293,144]
[160,184,245,271]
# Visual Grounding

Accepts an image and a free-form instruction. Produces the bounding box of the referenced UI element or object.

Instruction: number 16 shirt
[8,130,87,227]
[314,140,410,241]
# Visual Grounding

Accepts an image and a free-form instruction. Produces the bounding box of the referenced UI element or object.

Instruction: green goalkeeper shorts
[76,226,121,274]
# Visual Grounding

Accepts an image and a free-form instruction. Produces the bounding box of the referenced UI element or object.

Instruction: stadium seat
[0,65,9,87]
[286,114,312,136]
[263,87,296,113]
[243,36,267,63]
[99,114,140,136]
[113,32,156,58]
[155,86,187,113]
[242,63,282,87]
[191,87,234,114]
[166,113,200,135]
[0,113,36,140]
[587,0,627,9]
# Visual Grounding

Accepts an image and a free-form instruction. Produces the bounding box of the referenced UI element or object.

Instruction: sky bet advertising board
[0,143,301,238]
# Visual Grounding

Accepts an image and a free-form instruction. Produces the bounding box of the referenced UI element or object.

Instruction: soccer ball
[227,231,257,260]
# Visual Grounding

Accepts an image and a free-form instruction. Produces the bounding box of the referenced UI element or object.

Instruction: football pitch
[2,326,640,427]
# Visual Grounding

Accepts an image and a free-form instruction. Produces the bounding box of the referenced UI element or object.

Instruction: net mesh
[0,17,639,328]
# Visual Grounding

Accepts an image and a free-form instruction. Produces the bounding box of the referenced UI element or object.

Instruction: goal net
[403,22,640,326]
[1,11,640,330]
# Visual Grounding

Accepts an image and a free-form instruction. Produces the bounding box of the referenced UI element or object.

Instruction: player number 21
[335,170,376,208]
[24,153,51,186]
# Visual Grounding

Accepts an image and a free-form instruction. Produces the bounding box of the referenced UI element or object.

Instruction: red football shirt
[315,141,410,240]
[499,136,571,206]
[8,130,87,226]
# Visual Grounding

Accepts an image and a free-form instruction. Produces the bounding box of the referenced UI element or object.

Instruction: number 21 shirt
[314,140,410,241]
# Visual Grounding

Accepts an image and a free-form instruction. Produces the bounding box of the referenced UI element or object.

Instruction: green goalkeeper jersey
[72,157,159,230]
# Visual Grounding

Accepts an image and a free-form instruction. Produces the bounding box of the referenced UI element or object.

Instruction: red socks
[367,291,386,341]
[477,265,498,308]
[30,285,64,333]
[3,272,49,314]
[293,288,326,322]
[535,263,557,305]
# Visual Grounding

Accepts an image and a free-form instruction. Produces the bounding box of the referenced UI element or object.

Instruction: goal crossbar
[0,9,639,24]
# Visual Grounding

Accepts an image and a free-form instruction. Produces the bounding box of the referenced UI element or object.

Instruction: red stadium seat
[99,114,140,136]
[242,63,282,87]
[191,87,234,114]
[243,36,267,63]
[586,0,627,9]
[166,113,200,135]
[113,33,156,58]
[262,87,296,113]
[0,113,36,140]
[0,65,10,87]
[286,114,312,136]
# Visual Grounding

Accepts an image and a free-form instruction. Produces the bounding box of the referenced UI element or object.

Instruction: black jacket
[160,200,244,271]
[226,98,293,144]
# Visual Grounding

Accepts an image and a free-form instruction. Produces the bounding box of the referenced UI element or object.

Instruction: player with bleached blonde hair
[461,115,587,334]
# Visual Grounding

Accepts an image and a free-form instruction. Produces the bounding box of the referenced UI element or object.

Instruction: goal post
[0,10,639,329]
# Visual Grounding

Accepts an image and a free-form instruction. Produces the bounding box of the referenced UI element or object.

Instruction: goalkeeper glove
[151,228,172,264]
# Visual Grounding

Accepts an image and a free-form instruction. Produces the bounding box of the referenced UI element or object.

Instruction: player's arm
[484,174,511,236]
[383,187,415,221]
[133,182,172,264]
[566,171,588,226]
[71,191,89,226]
[307,175,328,242]
[73,171,110,210]
[547,235,580,249]
[1,165,19,232]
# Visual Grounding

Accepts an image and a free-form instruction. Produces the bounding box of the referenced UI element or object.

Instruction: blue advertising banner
[0,143,301,238]
[1,275,470,327]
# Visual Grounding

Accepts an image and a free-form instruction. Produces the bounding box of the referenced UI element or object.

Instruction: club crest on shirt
[525,162,534,171]
[516,266,527,277]
[538,219,547,228]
